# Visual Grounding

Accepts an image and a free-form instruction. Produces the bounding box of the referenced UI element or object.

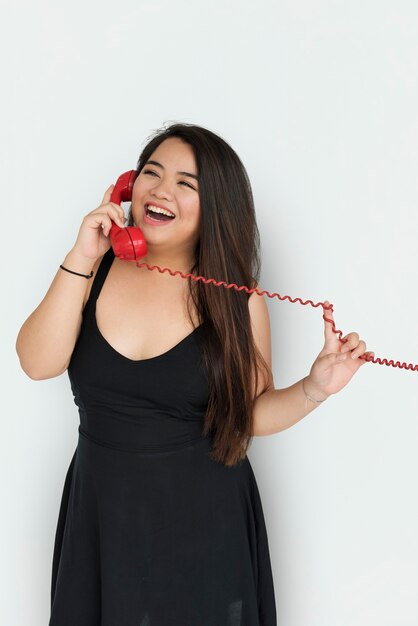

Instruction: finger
[350,339,367,359]
[322,301,336,341]
[108,201,127,221]
[101,184,115,205]
[95,213,113,236]
[340,332,360,352]
[332,352,348,363]
[95,203,125,227]
[356,350,374,366]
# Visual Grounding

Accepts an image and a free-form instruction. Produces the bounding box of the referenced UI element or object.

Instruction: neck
[135,250,197,279]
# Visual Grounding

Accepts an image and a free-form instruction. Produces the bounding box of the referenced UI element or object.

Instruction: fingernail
[337,353,347,360]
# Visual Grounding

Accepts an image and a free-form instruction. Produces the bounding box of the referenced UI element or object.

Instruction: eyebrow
[144,160,199,181]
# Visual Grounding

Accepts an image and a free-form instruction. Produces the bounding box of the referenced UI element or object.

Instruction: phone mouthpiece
[110,223,147,262]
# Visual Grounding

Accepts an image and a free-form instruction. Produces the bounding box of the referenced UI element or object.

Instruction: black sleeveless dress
[49,247,277,626]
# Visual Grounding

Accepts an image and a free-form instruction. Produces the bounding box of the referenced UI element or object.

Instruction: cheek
[132,181,145,199]
[187,201,200,221]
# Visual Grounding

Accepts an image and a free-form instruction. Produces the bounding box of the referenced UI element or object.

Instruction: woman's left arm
[249,296,375,437]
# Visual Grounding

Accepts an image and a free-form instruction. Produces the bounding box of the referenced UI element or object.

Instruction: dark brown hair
[127,122,272,467]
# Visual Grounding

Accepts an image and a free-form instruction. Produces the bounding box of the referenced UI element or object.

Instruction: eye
[143,169,196,190]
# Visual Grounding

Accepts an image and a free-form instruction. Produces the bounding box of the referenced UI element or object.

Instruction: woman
[16,122,372,625]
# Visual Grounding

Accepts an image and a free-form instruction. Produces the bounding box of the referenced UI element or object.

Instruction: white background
[2,1,418,624]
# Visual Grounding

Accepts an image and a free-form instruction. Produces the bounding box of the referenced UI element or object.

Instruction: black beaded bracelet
[59,264,94,279]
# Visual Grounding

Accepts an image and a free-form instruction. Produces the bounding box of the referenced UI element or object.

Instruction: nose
[151,176,174,200]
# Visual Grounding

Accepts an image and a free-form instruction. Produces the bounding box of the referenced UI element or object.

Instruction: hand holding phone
[72,171,147,263]
[71,184,128,261]
[108,171,147,261]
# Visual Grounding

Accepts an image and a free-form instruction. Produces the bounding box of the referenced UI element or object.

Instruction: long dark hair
[127,122,272,467]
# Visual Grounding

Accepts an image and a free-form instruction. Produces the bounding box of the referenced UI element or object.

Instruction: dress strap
[86,246,115,308]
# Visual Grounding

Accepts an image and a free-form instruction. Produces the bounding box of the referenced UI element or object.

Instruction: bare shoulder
[248,285,275,395]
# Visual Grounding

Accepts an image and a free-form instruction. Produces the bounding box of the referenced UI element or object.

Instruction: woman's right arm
[15,184,127,380]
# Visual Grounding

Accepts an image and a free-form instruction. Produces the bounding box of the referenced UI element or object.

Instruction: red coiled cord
[134,260,418,373]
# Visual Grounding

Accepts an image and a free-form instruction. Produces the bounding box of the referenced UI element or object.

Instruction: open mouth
[145,204,175,222]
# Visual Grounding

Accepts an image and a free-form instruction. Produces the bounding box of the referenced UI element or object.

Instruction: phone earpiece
[109,170,147,261]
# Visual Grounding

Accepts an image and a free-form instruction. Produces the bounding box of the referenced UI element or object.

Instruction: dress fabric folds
[48,246,277,626]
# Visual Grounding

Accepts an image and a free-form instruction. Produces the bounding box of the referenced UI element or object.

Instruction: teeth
[146,204,175,218]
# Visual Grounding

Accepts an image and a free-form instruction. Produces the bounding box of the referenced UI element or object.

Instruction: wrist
[63,248,96,273]
[302,376,329,404]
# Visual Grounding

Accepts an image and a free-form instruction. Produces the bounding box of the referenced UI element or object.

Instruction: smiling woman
[16,122,277,625]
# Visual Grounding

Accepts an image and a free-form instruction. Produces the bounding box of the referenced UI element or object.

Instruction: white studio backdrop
[2,1,418,624]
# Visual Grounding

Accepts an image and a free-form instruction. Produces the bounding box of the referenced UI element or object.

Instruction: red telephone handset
[109,170,147,261]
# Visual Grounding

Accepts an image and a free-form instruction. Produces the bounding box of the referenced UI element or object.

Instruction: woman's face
[131,137,201,256]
